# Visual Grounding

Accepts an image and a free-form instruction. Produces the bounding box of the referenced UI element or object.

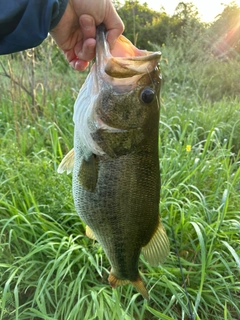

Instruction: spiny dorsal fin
[57,149,74,174]
[86,225,97,241]
[142,222,170,267]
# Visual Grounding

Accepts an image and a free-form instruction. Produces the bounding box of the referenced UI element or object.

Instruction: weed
[0,32,240,320]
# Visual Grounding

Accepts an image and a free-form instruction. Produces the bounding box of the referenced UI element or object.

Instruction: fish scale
[58,24,169,299]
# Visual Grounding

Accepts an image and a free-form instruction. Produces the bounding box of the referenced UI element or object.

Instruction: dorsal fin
[141,222,170,266]
[57,149,75,174]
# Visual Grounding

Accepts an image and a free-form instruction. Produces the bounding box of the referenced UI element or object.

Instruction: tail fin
[132,275,149,300]
[108,271,149,300]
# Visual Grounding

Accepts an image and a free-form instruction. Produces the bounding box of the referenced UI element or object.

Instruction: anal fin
[57,148,75,174]
[142,221,170,267]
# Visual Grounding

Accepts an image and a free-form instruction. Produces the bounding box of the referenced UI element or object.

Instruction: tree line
[114,1,240,59]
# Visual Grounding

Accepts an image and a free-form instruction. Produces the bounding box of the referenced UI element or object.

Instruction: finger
[72,59,89,71]
[63,49,89,71]
[106,26,124,50]
[104,8,124,49]
[79,14,96,39]
[76,15,96,62]
[64,48,76,65]
[75,38,96,62]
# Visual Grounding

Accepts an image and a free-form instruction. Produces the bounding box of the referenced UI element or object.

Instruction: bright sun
[138,0,240,22]
[197,0,240,22]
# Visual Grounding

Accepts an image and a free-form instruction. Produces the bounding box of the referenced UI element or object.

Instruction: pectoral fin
[91,129,144,158]
[86,225,97,241]
[142,222,170,267]
[57,149,75,174]
[78,153,99,192]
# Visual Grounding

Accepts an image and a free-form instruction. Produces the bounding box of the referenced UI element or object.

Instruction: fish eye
[140,87,155,104]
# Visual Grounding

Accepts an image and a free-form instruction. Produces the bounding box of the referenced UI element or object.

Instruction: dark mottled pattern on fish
[74,128,160,281]
[58,24,169,299]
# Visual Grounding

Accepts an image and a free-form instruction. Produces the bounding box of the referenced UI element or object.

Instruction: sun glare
[197,0,240,22]
[138,0,240,22]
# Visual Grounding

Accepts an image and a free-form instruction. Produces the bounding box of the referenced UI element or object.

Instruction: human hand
[50,0,124,71]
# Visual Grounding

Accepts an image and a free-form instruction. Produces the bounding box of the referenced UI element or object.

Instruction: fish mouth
[96,24,161,83]
[73,25,161,157]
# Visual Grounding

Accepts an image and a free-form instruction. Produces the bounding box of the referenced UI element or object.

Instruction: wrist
[50,0,69,30]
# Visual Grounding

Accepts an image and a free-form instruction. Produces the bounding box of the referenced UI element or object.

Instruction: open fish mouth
[73,24,161,156]
[96,23,161,85]
[58,25,169,300]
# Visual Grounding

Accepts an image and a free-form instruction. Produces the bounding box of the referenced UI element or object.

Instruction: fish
[58,24,169,300]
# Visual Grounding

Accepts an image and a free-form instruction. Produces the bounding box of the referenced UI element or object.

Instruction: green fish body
[58,24,169,299]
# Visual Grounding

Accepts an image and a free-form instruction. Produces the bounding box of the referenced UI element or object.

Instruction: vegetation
[0,1,240,319]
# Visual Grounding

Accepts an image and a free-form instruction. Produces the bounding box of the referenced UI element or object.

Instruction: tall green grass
[0,37,240,319]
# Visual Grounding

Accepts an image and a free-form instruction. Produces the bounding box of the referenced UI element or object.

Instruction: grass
[0,37,240,319]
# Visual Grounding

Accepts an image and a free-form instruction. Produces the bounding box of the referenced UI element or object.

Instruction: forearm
[0,0,68,54]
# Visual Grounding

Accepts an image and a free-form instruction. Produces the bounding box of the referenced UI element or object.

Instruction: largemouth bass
[58,24,169,299]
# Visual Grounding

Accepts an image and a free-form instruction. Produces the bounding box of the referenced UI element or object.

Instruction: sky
[136,0,240,22]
